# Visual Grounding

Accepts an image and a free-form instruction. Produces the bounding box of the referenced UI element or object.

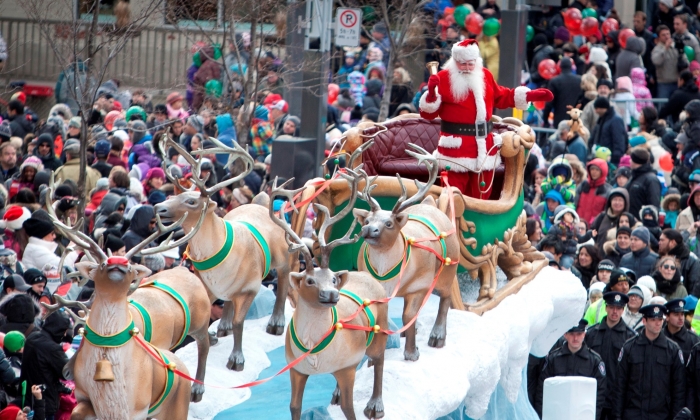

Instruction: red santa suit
[419,39,551,198]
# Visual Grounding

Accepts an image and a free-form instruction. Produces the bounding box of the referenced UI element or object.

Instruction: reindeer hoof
[217,328,233,338]
[226,354,245,371]
[428,335,446,348]
[364,398,385,419]
[403,347,420,362]
[266,323,285,336]
[208,331,219,346]
[191,384,205,403]
[330,385,341,405]
[367,358,374,368]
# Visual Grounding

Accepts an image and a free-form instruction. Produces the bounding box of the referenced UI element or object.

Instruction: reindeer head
[566,105,583,120]
[269,170,363,309]
[154,132,253,228]
[352,144,438,249]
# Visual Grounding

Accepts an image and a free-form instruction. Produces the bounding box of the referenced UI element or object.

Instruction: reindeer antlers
[42,295,89,327]
[268,178,314,274]
[392,144,439,215]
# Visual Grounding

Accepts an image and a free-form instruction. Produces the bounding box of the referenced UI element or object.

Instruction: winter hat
[559,57,572,71]
[589,281,606,294]
[593,97,610,109]
[95,178,109,191]
[627,285,645,299]
[20,156,43,173]
[598,259,615,273]
[3,331,24,353]
[606,269,630,292]
[619,155,631,168]
[597,79,614,89]
[125,106,147,122]
[91,125,109,141]
[614,166,631,180]
[451,39,481,63]
[631,226,650,244]
[0,206,31,231]
[553,206,579,224]
[594,146,612,161]
[104,234,125,254]
[145,167,165,182]
[640,206,658,221]
[167,92,183,105]
[617,226,632,238]
[691,61,700,72]
[616,76,633,92]
[555,26,570,43]
[68,117,82,129]
[0,122,11,141]
[630,148,650,165]
[94,139,111,159]
[147,190,166,205]
[254,105,269,121]
[588,47,608,63]
[363,107,380,122]
[629,135,646,147]
[660,0,673,7]
[268,99,289,113]
[23,268,46,286]
[0,406,21,420]
[187,115,205,132]
[112,129,129,142]
[63,139,80,155]
[54,185,74,199]
[57,196,79,213]
[22,217,54,239]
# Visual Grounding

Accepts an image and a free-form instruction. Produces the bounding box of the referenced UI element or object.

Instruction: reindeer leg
[290,368,309,420]
[190,328,210,402]
[330,382,341,405]
[266,264,289,335]
[226,291,255,371]
[70,401,96,420]
[333,365,357,420]
[216,300,234,337]
[364,353,385,419]
[402,294,420,361]
[428,294,451,348]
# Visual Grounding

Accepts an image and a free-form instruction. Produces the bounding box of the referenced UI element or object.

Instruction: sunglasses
[663,264,677,271]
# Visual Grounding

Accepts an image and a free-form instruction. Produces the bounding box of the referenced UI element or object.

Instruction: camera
[38,384,46,392]
[674,33,688,50]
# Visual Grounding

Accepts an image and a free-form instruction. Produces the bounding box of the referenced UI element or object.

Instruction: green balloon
[193,51,201,67]
[526,25,535,43]
[483,18,501,36]
[582,8,597,19]
[454,5,470,29]
[205,79,223,98]
[686,45,696,61]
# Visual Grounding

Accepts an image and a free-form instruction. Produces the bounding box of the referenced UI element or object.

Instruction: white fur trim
[514,86,530,111]
[452,44,481,63]
[419,90,442,114]
[434,150,502,172]
[492,132,503,147]
[476,137,488,167]
[438,135,462,149]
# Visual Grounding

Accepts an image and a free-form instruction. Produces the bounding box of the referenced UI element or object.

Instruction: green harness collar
[148,348,175,414]
[289,289,379,353]
[187,219,271,278]
[130,280,192,349]
[83,316,136,348]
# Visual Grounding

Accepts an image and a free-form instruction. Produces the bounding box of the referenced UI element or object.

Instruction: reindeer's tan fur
[566,105,590,141]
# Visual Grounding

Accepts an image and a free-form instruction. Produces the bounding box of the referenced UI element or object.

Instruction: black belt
[440,121,493,137]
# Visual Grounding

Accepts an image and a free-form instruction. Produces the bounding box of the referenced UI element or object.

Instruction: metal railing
[0,17,280,90]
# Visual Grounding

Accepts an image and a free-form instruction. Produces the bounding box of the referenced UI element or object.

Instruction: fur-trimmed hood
[553,206,580,224]
[661,193,681,211]
[639,204,659,222]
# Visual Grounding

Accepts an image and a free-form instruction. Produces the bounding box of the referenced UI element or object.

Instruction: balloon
[454,5,471,29]
[582,8,598,18]
[328,83,340,104]
[526,25,535,43]
[580,17,599,37]
[618,28,635,49]
[205,79,223,98]
[538,59,557,80]
[534,101,546,110]
[686,45,696,61]
[601,18,619,36]
[563,8,582,33]
[659,152,674,172]
[444,7,455,15]
[483,18,500,36]
[465,13,484,35]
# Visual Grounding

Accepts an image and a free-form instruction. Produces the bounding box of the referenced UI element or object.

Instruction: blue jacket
[215,114,237,164]
[591,107,627,166]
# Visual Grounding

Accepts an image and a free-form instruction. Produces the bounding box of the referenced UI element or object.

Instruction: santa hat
[0,205,31,231]
[10,92,26,105]
[451,39,481,63]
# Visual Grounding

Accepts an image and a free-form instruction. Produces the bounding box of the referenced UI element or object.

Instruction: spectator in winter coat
[592,187,631,249]
[192,45,221,111]
[676,184,700,240]
[613,76,640,128]
[661,192,682,228]
[214,114,237,164]
[6,157,41,202]
[20,310,69,419]
[620,226,659,277]
[614,36,645,81]
[626,148,662,217]
[121,205,156,260]
[653,25,686,99]
[630,68,653,112]
[605,31,622,78]
[576,159,613,224]
[0,294,38,335]
[540,157,577,209]
[652,255,688,299]
[581,79,613,135]
[31,134,61,172]
[604,226,633,267]
[658,228,700,296]
[530,34,555,86]
[543,58,582,127]
[640,205,664,245]
[535,190,565,234]
[91,139,113,178]
[54,140,101,195]
[21,217,77,272]
[659,70,700,123]
[6,101,34,141]
[590,97,628,166]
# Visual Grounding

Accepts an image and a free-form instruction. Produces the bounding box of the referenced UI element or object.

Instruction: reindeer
[351,145,460,361]
[154,134,298,371]
[566,104,590,141]
[270,173,388,420]
[44,187,207,419]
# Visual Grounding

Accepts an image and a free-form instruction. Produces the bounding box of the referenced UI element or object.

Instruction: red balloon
[601,18,619,36]
[563,8,582,33]
[538,59,557,80]
[659,152,674,172]
[465,13,484,35]
[534,101,546,110]
[580,17,599,37]
[618,28,635,49]
[328,83,339,105]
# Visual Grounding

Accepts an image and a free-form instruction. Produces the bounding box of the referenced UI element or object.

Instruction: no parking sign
[335,8,362,47]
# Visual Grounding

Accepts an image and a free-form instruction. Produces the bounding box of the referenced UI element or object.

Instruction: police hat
[640,304,668,319]
[603,291,629,307]
[567,319,588,333]
[665,298,686,314]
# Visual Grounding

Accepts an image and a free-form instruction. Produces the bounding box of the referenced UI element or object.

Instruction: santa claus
[419,39,553,198]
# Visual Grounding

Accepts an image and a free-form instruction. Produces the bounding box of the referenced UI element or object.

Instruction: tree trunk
[378,59,395,121]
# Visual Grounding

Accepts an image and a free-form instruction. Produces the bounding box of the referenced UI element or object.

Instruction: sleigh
[290,114,547,314]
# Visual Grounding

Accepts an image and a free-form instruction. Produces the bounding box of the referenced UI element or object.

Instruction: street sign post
[335,8,362,47]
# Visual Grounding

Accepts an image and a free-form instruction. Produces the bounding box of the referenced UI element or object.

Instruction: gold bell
[93,358,115,382]
[335,322,344,331]
[373,325,381,333]
[363,299,372,307]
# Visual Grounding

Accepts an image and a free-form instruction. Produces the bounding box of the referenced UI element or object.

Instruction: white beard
[444,58,487,122]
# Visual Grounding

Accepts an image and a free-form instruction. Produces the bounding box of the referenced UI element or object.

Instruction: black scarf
[653,270,681,295]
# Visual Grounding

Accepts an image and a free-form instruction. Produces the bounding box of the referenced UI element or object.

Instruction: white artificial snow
[185,266,585,420]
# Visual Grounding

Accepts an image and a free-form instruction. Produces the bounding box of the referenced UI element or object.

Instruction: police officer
[586,291,637,419]
[535,319,606,419]
[686,341,700,413]
[613,304,686,420]
[663,298,699,363]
